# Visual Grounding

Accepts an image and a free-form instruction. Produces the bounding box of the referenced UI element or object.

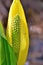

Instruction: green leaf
[0,35,17,65]
[0,22,4,36]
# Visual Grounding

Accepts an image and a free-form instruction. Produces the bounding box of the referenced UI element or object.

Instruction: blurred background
[0,0,43,65]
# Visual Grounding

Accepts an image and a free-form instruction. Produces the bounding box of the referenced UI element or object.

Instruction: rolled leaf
[0,36,17,65]
[0,22,17,65]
